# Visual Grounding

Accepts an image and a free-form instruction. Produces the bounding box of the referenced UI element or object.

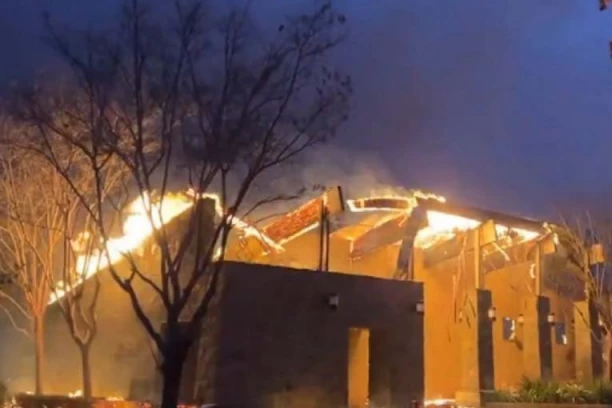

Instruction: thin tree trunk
[33,316,45,395]
[160,347,187,408]
[79,344,93,400]
[602,330,611,380]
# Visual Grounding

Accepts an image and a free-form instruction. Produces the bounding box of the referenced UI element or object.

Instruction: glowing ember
[68,389,83,398]
[50,190,282,305]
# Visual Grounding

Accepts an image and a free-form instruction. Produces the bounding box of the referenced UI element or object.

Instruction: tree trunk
[33,316,45,395]
[602,329,612,381]
[160,348,187,408]
[79,344,93,400]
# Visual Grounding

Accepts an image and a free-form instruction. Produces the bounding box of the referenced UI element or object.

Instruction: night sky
[1,0,611,218]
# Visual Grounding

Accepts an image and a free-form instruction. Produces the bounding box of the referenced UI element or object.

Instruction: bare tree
[49,211,111,399]
[554,215,611,377]
[0,141,71,395]
[0,116,122,398]
[47,141,127,399]
[53,275,101,399]
[11,0,350,406]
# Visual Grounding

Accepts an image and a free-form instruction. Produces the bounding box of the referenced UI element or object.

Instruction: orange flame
[49,189,542,305]
[415,210,540,248]
[49,191,282,305]
[345,195,541,248]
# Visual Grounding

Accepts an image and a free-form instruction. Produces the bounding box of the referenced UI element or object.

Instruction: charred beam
[351,214,408,259]
[348,197,412,211]
[395,206,428,279]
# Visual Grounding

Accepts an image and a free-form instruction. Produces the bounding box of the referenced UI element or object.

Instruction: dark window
[502,317,516,341]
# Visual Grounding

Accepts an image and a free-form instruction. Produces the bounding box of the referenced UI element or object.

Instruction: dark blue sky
[1,0,611,218]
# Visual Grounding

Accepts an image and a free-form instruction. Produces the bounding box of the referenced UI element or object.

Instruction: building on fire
[0,187,605,407]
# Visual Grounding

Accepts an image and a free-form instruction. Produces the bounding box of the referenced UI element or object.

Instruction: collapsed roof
[235,186,550,261]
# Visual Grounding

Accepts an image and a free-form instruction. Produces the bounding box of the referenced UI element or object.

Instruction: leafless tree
[0,116,123,398]
[50,196,120,399]
[554,215,611,378]
[0,135,72,395]
[10,0,350,406]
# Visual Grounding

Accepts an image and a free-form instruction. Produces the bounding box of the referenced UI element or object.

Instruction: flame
[68,389,83,398]
[424,398,455,407]
[346,195,541,248]
[50,190,282,305]
[50,188,543,305]
[345,191,446,213]
[415,210,540,248]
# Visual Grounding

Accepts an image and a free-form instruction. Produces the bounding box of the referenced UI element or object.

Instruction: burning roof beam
[416,198,549,235]
[263,186,344,245]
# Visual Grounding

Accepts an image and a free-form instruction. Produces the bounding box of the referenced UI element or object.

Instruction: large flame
[415,210,540,247]
[49,190,282,305]
[346,195,541,248]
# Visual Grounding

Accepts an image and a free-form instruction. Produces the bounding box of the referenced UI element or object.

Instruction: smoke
[239,143,417,223]
[331,0,612,216]
[2,0,612,217]
[279,144,400,198]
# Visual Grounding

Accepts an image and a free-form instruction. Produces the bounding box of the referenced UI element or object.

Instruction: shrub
[517,378,561,403]
[488,378,612,404]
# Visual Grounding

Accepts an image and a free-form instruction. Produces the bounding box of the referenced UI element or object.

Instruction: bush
[487,378,612,404]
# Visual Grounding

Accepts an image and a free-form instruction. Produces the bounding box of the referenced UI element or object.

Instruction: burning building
[2,186,604,407]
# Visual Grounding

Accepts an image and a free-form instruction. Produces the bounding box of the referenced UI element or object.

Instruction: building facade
[215,188,604,405]
[1,186,604,408]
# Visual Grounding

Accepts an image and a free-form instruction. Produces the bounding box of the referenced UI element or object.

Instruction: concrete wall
[413,248,464,399]
[542,287,575,382]
[194,262,425,408]
[483,261,576,389]
[410,234,579,397]
[485,263,528,390]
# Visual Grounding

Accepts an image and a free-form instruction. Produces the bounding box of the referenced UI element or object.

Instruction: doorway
[348,327,370,408]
